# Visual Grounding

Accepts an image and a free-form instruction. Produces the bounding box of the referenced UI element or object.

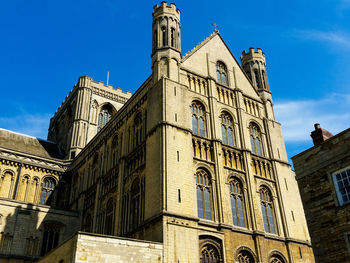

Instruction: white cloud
[275,94,350,142]
[0,113,51,140]
[293,30,350,49]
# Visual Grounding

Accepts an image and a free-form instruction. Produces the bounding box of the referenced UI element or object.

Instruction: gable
[181,33,261,100]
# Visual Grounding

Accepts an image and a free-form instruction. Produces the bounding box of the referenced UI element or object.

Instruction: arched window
[260,187,276,234]
[196,169,213,220]
[254,69,261,89]
[216,61,228,86]
[191,101,206,137]
[104,198,115,235]
[220,112,235,146]
[237,250,255,263]
[130,179,141,229]
[249,123,263,156]
[40,178,56,205]
[161,26,167,46]
[171,27,175,47]
[40,222,61,256]
[230,178,245,227]
[200,243,222,263]
[134,113,143,147]
[270,254,285,263]
[97,106,112,132]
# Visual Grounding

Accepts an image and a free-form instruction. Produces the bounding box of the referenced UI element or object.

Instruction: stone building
[0,2,314,262]
[292,124,350,263]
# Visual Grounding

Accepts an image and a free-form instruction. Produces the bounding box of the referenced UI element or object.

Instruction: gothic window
[130,179,141,229]
[40,223,61,256]
[196,169,213,220]
[153,30,157,50]
[220,112,235,146]
[254,69,261,89]
[134,113,143,147]
[162,26,167,46]
[270,254,285,263]
[216,61,228,86]
[237,250,255,263]
[230,178,245,227]
[260,187,276,234]
[25,236,39,256]
[0,233,12,253]
[40,177,56,205]
[200,243,222,263]
[171,27,175,47]
[97,106,112,132]
[332,167,350,206]
[249,123,263,156]
[104,198,115,235]
[191,101,206,137]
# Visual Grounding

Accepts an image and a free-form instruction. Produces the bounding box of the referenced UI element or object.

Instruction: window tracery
[220,112,235,146]
[40,177,56,205]
[192,101,206,137]
[216,61,228,86]
[230,178,245,227]
[249,123,263,156]
[196,169,213,220]
[200,243,221,263]
[259,187,276,234]
[40,222,61,256]
[97,106,112,132]
[237,250,255,263]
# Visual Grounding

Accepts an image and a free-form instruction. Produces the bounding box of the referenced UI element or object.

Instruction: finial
[212,22,219,32]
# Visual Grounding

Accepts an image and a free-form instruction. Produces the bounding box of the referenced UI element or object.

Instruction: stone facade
[0,2,315,263]
[38,232,163,263]
[292,126,350,263]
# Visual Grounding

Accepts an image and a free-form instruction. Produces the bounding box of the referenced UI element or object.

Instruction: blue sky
[0,0,349,163]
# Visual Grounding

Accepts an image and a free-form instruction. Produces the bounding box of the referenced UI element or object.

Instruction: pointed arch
[220,111,236,146]
[196,168,213,220]
[191,100,207,137]
[259,186,276,234]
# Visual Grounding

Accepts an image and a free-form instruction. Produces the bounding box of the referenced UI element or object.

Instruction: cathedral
[0,2,315,262]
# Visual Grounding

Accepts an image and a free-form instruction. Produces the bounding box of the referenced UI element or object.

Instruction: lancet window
[192,101,206,137]
[40,222,61,256]
[230,178,245,227]
[216,61,228,86]
[40,177,56,205]
[259,187,276,234]
[220,112,235,146]
[196,169,213,220]
[249,123,263,156]
[98,106,112,132]
[104,198,115,235]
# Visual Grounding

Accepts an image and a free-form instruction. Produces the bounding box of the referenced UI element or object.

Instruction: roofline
[291,127,350,160]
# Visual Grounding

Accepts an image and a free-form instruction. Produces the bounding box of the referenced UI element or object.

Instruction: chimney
[311,123,333,146]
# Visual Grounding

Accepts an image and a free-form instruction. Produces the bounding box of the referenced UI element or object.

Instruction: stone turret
[240,47,270,92]
[151,2,181,82]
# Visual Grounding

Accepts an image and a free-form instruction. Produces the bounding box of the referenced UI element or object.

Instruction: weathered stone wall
[38,232,163,263]
[293,128,350,263]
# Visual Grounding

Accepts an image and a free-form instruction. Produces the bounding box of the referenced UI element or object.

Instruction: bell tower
[151,2,181,82]
[240,47,270,92]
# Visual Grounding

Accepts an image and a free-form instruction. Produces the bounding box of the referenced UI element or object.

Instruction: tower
[241,47,275,120]
[240,47,270,91]
[151,2,181,82]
